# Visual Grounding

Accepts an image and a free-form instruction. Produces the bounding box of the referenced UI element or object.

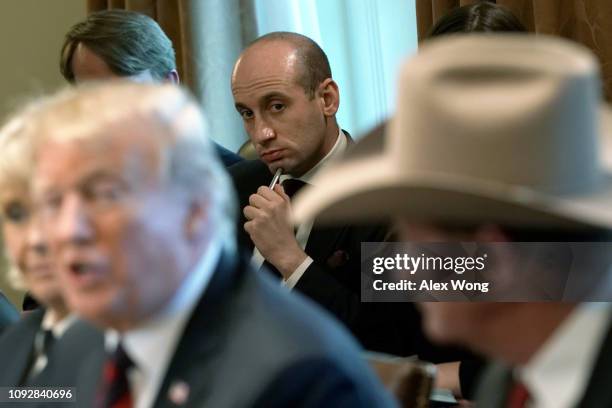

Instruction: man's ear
[184,199,208,243]
[318,78,339,116]
[166,69,180,85]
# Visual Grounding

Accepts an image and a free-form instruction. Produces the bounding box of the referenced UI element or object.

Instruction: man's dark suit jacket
[214,143,243,167]
[0,292,18,333]
[229,158,437,356]
[0,308,104,395]
[475,317,612,407]
[68,252,395,408]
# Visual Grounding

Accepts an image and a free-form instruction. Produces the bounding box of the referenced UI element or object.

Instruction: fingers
[249,185,289,209]
[256,186,282,201]
[243,205,265,221]
[248,193,269,209]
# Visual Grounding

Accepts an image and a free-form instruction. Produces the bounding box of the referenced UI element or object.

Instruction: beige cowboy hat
[293,35,612,229]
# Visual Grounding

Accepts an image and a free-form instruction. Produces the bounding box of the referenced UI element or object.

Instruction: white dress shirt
[105,237,222,408]
[518,303,612,408]
[251,128,349,288]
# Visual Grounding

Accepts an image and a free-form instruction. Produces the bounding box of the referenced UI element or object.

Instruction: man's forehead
[233,43,300,87]
[35,121,161,177]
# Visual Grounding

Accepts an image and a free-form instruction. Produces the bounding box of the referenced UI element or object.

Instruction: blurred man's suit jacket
[476,317,612,407]
[0,292,18,334]
[0,308,103,391]
[68,252,395,408]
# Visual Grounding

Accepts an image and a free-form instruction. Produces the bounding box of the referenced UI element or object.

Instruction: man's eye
[39,195,62,216]
[239,110,254,120]
[270,103,285,112]
[86,184,123,204]
[3,201,29,224]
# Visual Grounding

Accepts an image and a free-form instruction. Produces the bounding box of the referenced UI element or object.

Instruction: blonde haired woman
[0,107,75,385]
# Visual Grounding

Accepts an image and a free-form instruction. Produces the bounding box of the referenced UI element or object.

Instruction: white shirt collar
[105,236,222,408]
[41,311,77,339]
[281,128,348,184]
[519,303,612,408]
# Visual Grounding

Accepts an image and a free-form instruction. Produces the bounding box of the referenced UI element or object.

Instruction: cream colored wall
[0,0,86,308]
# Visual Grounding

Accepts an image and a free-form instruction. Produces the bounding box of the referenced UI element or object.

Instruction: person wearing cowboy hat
[293,34,612,407]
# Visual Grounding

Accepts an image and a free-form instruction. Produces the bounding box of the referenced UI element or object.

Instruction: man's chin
[69,293,117,325]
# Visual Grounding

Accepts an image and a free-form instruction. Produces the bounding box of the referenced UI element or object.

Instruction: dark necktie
[25,329,55,382]
[281,178,308,198]
[96,344,134,408]
[260,178,309,278]
[506,380,530,408]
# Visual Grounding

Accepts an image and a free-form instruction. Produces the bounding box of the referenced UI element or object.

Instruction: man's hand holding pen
[243,168,308,278]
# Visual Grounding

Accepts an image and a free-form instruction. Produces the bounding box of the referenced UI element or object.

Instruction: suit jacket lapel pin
[168,380,190,405]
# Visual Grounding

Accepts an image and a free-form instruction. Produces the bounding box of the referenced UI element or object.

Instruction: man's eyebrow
[262,91,288,102]
[76,170,124,189]
[234,102,249,111]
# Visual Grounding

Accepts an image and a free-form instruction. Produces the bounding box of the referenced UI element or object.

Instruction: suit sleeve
[253,357,397,408]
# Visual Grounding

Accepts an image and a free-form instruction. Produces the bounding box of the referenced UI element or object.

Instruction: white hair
[30,81,237,249]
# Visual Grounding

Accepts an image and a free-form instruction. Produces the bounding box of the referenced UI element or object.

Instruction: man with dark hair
[229,32,417,355]
[59,9,242,167]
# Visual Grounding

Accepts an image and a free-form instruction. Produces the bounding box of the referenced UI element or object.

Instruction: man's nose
[26,216,49,256]
[56,194,94,246]
[253,118,276,144]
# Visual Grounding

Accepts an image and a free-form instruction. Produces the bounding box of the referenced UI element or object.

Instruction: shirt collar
[41,311,77,339]
[106,236,222,384]
[281,128,348,184]
[519,303,612,408]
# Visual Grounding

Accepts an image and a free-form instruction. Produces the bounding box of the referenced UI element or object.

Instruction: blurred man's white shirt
[519,303,612,408]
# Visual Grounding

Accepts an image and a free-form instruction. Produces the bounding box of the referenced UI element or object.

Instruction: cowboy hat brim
[292,153,612,230]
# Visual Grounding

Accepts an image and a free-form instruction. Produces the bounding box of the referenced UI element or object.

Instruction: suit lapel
[152,251,243,408]
[0,309,44,386]
[303,130,353,265]
[305,223,348,267]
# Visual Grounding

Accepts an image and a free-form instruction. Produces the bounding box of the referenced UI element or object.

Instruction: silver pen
[269,167,283,189]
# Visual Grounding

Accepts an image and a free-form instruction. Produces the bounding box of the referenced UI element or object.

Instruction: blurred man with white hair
[29,82,394,407]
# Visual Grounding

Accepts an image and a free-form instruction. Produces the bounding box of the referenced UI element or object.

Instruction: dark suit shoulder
[0,309,44,386]
[0,308,43,343]
[162,258,392,407]
[214,142,243,167]
[228,159,270,187]
[253,356,396,408]
[0,293,19,334]
[206,269,392,406]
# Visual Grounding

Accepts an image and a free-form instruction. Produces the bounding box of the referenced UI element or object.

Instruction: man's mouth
[261,149,284,163]
[64,260,105,288]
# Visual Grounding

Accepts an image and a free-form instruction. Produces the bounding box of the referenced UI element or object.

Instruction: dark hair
[248,32,332,98]
[60,10,176,82]
[428,1,527,38]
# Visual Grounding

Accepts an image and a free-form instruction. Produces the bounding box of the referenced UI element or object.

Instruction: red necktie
[506,381,530,408]
[96,344,133,408]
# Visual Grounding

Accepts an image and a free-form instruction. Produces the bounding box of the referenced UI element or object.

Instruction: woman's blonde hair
[0,101,46,290]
